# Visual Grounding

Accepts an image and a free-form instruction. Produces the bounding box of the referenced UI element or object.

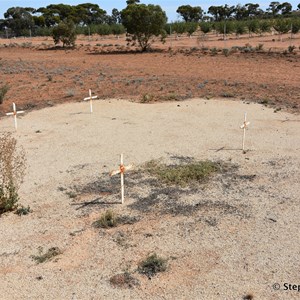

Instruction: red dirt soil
[0,32,299,115]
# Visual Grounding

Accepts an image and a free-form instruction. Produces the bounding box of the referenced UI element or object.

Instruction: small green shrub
[0,84,9,104]
[31,247,62,264]
[93,211,139,229]
[138,253,167,278]
[93,210,118,228]
[0,184,19,213]
[15,205,31,216]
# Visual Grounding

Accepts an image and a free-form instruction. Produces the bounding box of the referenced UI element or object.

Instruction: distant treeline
[0,2,299,37]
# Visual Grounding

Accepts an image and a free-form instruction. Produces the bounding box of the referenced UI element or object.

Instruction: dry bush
[0,132,26,214]
[109,272,140,289]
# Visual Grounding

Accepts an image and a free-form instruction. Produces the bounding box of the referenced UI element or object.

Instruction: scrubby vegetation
[1,2,299,50]
[0,133,26,215]
[138,253,168,278]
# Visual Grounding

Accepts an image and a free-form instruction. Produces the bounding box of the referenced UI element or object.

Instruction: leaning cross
[6,102,25,130]
[83,89,97,113]
[110,154,134,204]
[240,112,250,153]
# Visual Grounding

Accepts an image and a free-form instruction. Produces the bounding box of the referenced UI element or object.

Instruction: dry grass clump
[0,133,26,214]
[93,210,118,228]
[109,272,140,289]
[144,159,219,186]
[93,210,140,229]
[31,247,62,264]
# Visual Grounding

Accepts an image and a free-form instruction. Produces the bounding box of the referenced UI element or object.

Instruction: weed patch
[144,160,219,187]
[72,157,249,220]
[138,253,167,278]
[15,205,31,216]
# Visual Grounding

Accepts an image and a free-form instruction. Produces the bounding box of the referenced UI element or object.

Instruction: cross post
[240,112,250,152]
[6,102,25,130]
[83,89,97,113]
[110,154,134,204]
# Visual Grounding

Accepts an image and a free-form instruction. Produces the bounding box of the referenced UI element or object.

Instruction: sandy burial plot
[0,98,299,299]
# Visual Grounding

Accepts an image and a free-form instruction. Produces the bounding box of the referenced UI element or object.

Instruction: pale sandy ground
[0,98,299,299]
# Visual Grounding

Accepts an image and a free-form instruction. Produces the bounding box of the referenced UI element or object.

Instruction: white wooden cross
[110,154,134,204]
[83,89,97,113]
[6,102,25,130]
[240,112,250,152]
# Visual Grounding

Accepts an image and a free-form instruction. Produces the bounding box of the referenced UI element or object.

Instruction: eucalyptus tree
[4,7,35,36]
[176,5,203,22]
[121,2,167,51]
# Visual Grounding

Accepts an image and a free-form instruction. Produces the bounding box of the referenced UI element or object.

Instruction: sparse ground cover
[0,32,299,116]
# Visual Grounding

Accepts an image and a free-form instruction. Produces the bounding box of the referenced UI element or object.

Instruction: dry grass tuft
[31,247,62,264]
[109,272,140,289]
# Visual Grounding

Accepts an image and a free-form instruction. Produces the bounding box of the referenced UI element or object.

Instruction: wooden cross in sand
[110,154,134,204]
[240,112,250,153]
[83,89,97,113]
[6,103,25,130]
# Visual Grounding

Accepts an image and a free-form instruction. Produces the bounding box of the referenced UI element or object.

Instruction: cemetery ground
[0,33,300,299]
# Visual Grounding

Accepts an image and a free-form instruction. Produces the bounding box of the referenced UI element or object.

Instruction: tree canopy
[176,5,203,22]
[52,19,76,47]
[121,3,167,51]
[0,1,299,38]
